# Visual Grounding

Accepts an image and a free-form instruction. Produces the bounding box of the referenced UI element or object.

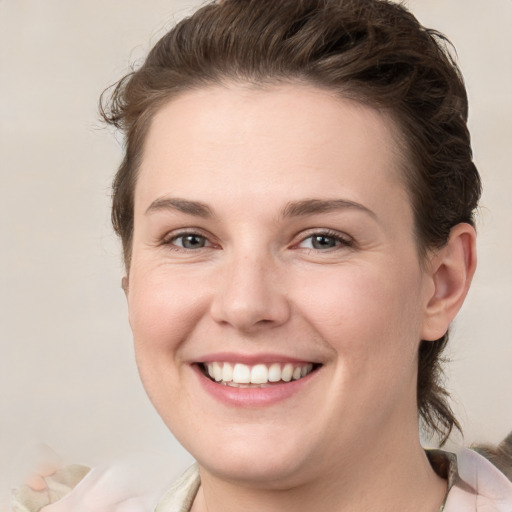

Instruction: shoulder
[8,454,179,512]
[472,431,512,481]
[9,464,91,512]
[154,464,200,512]
[444,448,512,512]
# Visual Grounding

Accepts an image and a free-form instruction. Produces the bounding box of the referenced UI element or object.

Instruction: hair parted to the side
[100,0,481,444]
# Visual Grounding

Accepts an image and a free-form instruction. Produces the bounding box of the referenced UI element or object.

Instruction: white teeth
[221,362,233,382]
[233,363,251,384]
[213,362,223,382]
[281,363,293,382]
[250,364,269,384]
[301,364,313,377]
[203,361,316,385]
[268,363,282,382]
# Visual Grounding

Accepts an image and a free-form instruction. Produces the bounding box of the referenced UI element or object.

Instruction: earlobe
[421,223,477,341]
[122,276,129,296]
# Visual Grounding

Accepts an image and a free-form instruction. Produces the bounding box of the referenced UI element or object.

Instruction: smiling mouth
[199,362,320,388]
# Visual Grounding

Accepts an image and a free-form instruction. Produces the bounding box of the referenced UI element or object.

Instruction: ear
[421,223,477,341]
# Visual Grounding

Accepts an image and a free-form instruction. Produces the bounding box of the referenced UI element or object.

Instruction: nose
[209,253,291,332]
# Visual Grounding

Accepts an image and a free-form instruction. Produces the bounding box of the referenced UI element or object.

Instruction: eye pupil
[312,235,337,249]
[182,234,205,249]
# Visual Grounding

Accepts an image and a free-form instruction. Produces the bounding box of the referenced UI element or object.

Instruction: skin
[124,83,476,512]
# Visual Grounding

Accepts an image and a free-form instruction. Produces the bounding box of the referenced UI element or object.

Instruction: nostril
[209,298,291,332]
[208,262,291,331]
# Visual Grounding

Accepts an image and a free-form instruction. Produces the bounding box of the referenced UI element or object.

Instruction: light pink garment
[35,455,177,512]
[39,466,165,512]
[9,449,512,511]
[444,449,512,512]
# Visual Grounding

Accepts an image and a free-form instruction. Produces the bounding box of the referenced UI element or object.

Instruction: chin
[201,450,311,488]
[180,424,317,487]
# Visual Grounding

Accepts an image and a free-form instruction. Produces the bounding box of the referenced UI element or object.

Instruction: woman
[10,0,512,510]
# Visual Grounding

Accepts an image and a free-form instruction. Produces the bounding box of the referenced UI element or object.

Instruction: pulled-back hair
[101,0,481,444]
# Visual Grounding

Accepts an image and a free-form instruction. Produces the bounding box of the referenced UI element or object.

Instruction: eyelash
[161,229,354,252]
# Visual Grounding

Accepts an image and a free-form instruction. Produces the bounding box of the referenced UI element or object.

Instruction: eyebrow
[281,199,376,219]
[144,196,376,220]
[145,197,213,218]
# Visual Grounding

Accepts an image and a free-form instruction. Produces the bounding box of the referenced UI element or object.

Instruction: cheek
[127,266,210,360]
[294,262,425,363]
[126,266,215,417]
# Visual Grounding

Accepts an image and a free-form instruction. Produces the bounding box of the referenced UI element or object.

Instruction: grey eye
[311,235,338,249]
[299,234,341,250]
[175,234,208,249]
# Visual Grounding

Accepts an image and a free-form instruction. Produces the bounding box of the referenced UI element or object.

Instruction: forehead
[136,83,408,213]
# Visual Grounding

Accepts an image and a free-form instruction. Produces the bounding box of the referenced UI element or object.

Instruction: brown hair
[101,0,481,444]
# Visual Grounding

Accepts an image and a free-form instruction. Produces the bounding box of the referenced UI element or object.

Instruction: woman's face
[126,83,435,487]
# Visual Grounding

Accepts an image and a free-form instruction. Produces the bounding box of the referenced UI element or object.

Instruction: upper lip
[193,352,322,365]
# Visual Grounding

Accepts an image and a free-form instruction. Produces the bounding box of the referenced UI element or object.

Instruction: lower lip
[193,365,317,407]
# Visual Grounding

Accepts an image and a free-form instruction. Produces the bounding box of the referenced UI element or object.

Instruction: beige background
[0,0,511,497]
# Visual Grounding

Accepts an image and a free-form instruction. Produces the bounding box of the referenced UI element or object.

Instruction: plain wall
[1,0,511,498]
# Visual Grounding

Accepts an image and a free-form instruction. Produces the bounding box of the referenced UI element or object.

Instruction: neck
[192,429,447,512]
